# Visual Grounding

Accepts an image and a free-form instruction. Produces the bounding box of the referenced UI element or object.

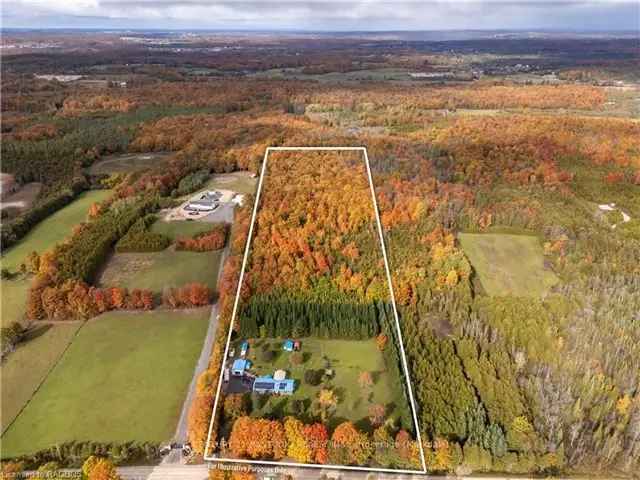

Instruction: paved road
[202,203,235,223]
[165,244,230,462]
[115,464,570,480]
[118,465,209,480]
[28,463,597,480]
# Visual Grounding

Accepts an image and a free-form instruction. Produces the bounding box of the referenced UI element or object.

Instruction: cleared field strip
[98,249,223,293]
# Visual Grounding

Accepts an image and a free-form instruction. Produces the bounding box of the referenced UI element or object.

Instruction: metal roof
[232,359,250,371]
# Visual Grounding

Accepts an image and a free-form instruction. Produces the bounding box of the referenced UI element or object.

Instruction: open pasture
[1,309,210,457]
[458,233,558,297]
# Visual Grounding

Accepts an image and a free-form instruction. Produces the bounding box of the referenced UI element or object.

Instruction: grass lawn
[150,220,215,241]
[1,309,210,457]
[458,233,558,297]
[205,172,257,195]
[87,152,172,175]
[1,323,81,433]
[1,190,112,327]
[0,190,112,272]
[232,337,407,431]
[0,276,30,327]
[97,249,223,293]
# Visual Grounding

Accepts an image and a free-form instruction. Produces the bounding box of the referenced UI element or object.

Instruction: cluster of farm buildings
[224,340,300,395]
[184,190,244,213]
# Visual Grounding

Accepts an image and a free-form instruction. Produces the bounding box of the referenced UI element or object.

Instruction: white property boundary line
[203,146,428,474]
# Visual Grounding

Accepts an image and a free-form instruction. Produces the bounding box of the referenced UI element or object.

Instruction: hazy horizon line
[2,27,637,33]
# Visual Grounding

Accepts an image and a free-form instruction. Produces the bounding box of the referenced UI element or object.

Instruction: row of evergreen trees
[378,302,414,433]
[9,441,159,469]
[55,196,160,282]
[238,293,384,339]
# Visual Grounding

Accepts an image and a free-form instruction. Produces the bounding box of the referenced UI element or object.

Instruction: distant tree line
[3,441,159,470]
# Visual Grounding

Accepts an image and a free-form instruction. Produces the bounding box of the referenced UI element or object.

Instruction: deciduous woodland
[215,151,416,468]
[1,33,639,476]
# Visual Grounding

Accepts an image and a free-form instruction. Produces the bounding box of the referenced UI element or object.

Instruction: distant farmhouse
[0,173,17,199]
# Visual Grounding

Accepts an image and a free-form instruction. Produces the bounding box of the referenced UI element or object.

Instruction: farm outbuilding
[283,340,300,352]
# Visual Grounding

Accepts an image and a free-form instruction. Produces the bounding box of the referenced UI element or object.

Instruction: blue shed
[240,341,249,357]
[232,359,251,376]
[283,340,294,352]
[252,376,295,395]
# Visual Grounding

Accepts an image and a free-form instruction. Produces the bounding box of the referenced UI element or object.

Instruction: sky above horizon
[1,0,638,31]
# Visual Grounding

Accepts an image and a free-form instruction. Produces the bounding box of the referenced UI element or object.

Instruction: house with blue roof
[232,359,251,376]
[252,375,295,395]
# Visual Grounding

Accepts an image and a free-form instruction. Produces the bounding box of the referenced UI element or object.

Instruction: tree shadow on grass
[328,415,348,431]
[269,398,289,419]
[21,323,52,343]
[355,416,373,434]
[385,401,397,418]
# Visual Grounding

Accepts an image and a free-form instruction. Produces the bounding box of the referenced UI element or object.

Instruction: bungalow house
[232,359,251,376]
[252,375,295,395]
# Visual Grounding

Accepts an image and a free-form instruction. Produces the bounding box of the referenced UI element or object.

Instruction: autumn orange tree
[330,422,373,466]
[228,417,286,460]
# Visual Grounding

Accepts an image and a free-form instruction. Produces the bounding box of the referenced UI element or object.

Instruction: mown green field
[233,337,406,430]
[97,249,223,293]
[0,277,30,327]
[1,323,81,433]
[0,190,112,272]
[1,309,210,457]
[150,220,215,241]
[0,190,112,327]
[205,172,257,195]
[458,233,558,297]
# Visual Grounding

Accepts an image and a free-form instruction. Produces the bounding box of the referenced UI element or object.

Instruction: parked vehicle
[182,443,192,457]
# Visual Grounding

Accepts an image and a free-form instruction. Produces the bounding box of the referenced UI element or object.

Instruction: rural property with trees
[1,4,639,478]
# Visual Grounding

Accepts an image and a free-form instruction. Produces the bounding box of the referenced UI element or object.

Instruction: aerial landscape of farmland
[1,1,639,478]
